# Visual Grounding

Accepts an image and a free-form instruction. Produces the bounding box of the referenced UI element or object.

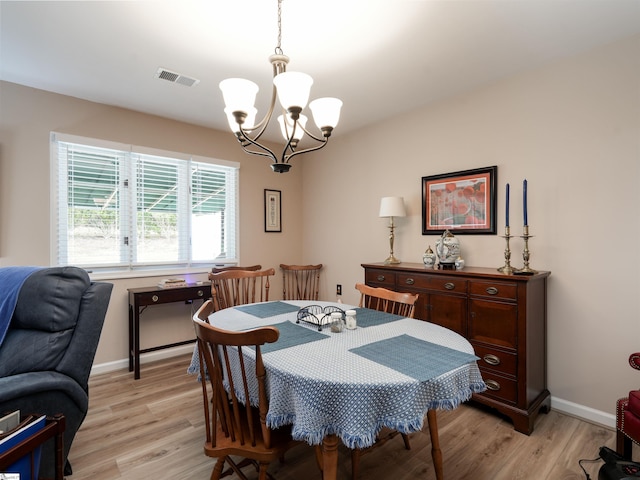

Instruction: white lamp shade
[379,196,406,217]
[225,107,257,133]
[309,97,343,129]
[278,114,307,141]
[273,71,313,111]
[219,78,259,114]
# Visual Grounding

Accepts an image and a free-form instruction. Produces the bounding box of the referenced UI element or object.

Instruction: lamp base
[383,255,401,265]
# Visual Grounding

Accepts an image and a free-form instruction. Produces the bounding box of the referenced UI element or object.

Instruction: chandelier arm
[241,85,279,143]
[282,137,329,163]
[239,143,278,162]
[298,124,327,143]
[237,125,278,163]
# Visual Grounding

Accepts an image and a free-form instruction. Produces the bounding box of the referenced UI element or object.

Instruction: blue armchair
[0,266,112,477]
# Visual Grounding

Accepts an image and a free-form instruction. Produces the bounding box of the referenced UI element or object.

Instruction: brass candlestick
[517,225,538,275]
[498,226,514,274]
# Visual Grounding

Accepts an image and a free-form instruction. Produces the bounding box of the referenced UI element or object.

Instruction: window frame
[50,132,240,280]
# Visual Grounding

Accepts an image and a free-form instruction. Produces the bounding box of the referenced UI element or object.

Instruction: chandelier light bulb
[219,78,259,114]
[273,71,313,113]
[278,114,307,142]
[309,97,343,130]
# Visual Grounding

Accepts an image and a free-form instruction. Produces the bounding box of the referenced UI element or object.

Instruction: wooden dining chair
[351,282,420,480]
[211,264,262,274]
[280,264,323,301]
[355,282,418,318]
[193,305,300,480]
[208,268,275,311]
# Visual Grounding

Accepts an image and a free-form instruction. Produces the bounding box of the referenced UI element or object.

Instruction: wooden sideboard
[362,262,551,435]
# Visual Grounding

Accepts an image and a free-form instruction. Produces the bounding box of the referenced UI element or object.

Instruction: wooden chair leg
[427,410,443,480]
[258,462,269,480]
[401,433,411,450]
[211,457,226,480]
[314,445,323,472]
[351,449,362,480]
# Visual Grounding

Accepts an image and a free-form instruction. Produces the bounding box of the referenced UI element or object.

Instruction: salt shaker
[330,312,344,333]
[345,309,357,330]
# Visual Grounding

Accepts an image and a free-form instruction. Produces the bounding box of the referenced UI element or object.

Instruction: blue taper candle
[505,183,510,227]
[523,179,528,226]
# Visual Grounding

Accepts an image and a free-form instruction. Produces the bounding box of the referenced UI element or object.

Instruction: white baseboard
[91,354,617,431]
[90,344,195,376]
[551,396,616,430]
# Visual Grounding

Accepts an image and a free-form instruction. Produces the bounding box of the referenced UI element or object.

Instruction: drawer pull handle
[486,287,499,295]
[483,354,501,366]
[405,278,415,285]
[377,275,385,282]
[152,295,159,303]
[485,379,501,391]
[197,290,204,297]
[444,282,455,290]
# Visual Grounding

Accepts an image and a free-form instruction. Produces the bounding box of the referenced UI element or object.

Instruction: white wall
[301,34,640,424]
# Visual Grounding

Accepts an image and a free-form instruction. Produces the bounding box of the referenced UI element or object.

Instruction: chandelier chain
[275,0,283,55]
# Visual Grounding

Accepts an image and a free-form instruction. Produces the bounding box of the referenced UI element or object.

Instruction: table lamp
[379,196,406,264]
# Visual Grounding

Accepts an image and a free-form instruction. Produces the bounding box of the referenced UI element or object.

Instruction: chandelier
[219,0,343,173]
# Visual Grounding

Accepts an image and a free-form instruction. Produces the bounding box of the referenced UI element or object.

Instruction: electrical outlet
[336,284,342,296]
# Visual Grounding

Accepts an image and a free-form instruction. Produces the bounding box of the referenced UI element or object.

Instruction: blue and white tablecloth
[189,300,486,449]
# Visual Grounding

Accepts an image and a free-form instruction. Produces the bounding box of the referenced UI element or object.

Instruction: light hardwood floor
[68,354,617,480]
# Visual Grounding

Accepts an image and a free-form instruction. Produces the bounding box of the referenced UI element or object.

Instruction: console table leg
[128,304,134,372]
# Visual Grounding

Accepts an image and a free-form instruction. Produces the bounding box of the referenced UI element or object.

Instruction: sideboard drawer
[397,273,430,289]
[429,276,467,294]
[471,342,517,377]
[478,370,518,404]
[469,280,517,301]
[364,269,396,287]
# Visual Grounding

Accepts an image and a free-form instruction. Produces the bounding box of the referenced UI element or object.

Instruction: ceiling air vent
[155,67,200,87]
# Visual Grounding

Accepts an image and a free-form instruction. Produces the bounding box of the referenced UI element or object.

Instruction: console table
[362,262,550,435]
[128,282,210,379]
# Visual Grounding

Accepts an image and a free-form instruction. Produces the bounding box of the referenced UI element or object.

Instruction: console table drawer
[469,280,517,300]
[365,269,396,287]
[136,287,207,305]
[472,342,517,377]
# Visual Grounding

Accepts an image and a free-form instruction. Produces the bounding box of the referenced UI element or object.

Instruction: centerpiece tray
[297,305,345,331]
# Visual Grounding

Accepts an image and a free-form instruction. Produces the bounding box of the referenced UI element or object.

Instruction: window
[51,133,239,274]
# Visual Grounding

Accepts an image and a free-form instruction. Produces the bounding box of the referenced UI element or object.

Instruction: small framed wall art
[422,166,497,235]
[264,189,282,232]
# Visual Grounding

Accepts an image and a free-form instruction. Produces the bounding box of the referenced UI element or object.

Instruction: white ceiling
[2,0,639,142]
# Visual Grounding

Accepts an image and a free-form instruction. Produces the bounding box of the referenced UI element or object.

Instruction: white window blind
[51,133,239,273]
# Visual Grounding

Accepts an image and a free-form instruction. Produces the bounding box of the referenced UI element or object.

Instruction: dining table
[188,300,486,480]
